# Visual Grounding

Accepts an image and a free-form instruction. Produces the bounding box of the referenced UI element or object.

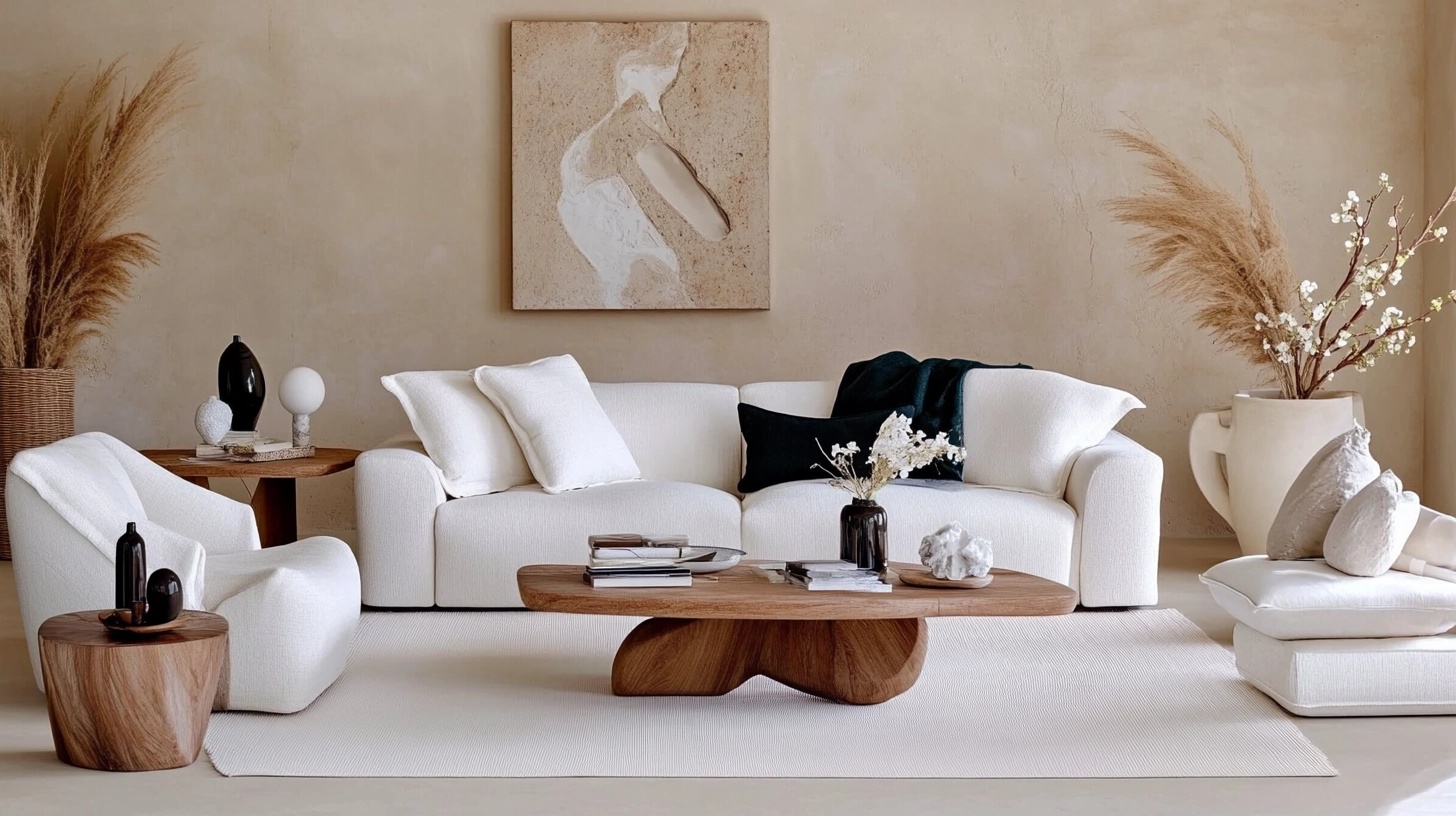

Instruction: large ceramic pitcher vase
[1189,389,1364,556]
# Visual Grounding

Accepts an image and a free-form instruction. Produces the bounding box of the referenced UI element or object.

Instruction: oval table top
[39,611,229,647]
[138,448,359,479]
[517,562,1078,620]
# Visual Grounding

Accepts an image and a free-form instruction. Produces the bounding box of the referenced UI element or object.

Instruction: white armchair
[7,432,359,714]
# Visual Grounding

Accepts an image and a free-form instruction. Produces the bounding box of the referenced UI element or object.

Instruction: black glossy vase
[840,498,887,571]
[114,522,147,623]
[144,568,183,625]
[218,334,266,432]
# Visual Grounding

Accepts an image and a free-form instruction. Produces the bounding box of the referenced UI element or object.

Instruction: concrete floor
[2,539,1454,816]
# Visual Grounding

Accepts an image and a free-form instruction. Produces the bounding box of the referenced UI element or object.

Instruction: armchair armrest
[1065,431,1163,607]
[356,438,446,606]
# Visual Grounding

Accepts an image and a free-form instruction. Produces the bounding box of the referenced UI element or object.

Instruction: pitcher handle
[1189,408,1234,524]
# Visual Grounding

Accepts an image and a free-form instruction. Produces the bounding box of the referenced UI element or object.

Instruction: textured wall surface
[0,0,1427,538]
[1425,0,1456,515]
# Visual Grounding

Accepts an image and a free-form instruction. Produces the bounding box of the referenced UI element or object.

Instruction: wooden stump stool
[39,610,228,771]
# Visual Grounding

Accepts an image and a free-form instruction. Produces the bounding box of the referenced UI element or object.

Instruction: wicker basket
[0,367,75,559]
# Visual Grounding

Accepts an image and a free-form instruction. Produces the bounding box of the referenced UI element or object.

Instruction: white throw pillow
[1265,426,1380,561]
[472,355,640,493]
[1393,506,1456,583]
[381,371,533,497]
[1200,556,1456,639]
[960,369,1143,496]
[1323,470,1419,577]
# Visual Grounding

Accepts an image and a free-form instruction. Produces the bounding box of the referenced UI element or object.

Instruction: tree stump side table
[39,610,228,771]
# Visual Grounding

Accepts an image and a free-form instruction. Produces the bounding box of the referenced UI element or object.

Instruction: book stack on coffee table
[583,534,694,588]
[785,560,892,592]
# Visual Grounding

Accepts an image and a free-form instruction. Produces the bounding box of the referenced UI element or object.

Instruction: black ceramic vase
[114,522,147,623]
[144,568,183,625]
[218,334,266,432]
[840,498,887,571]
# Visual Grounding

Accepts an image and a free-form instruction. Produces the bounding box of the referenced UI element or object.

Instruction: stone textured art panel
[511,21,769,310]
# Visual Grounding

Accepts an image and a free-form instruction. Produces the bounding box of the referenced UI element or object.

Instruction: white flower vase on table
[1108,119,1456,556]
[1190,390,1364,555]
[817,413,966,572]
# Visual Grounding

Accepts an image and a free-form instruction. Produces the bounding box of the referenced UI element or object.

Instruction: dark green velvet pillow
[737,403,915,493]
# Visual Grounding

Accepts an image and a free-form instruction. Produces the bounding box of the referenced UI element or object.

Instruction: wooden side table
[39,610,229,771]
[139,448,359,548]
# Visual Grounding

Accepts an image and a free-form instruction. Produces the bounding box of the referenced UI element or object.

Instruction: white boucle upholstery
[739,380,837,417]
[592,382,742,493]
[8,433,359,713]
[1234,624,1456,716]
[356,439,445,607]
[742,480,1076,586]
[359,376,1162,608]
[1065,431,1163,607]
[434,481,742,607]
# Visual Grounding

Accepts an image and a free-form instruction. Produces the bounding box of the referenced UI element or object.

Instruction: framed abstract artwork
[511,21,769,310]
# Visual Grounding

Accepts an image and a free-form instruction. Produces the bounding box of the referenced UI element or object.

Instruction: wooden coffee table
[517,562,1077,705]
[139,448,358,548]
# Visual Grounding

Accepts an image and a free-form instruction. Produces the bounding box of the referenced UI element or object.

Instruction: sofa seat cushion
[740,480,1076,586]
[434,481,742,607]
[1200,556,1456,640]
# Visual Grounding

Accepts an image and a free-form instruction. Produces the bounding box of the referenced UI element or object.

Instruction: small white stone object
[918,521,992,581]
[194,396,232,445]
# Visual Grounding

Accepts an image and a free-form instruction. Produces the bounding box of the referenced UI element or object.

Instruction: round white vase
[194,395,233,446]
[1189,389,1365,556]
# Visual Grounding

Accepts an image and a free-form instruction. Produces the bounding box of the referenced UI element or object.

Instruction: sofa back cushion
[591,383,742,494]
[738,381,837,417]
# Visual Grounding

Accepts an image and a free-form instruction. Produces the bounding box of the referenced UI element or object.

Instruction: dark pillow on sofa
[737,403,915,494]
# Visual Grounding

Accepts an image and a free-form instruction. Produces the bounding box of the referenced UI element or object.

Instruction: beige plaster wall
[0,0,1428,538]
[1425,0,1456,514]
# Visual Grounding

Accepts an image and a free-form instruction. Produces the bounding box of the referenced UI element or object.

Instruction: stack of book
[785,560,892,592]
[583,533,694,588]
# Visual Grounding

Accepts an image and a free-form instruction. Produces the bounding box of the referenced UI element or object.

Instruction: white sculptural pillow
[1265,426,1381,561]
[472,355,641,494]
[960,369,1143,496]
[382,370,533,497]
[1322,470,1420,578]
[1393,506,1456,583]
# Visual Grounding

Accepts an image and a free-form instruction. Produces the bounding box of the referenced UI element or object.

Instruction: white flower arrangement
[815,412,966,501]
[1255,174,1456,398]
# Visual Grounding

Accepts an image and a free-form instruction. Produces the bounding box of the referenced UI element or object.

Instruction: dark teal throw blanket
[831,351,1031,479]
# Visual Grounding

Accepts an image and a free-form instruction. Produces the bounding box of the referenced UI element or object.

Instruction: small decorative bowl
[894,564,994,590]
[676,546,746,574]
[98,611,187,636]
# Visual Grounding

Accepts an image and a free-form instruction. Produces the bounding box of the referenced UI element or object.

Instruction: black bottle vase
[218,334,266,432]
[114,522,147,623]
[840,498,888,571]
[144,568,183,625]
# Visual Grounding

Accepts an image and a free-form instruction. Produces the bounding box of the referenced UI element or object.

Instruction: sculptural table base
[612,617,927,705]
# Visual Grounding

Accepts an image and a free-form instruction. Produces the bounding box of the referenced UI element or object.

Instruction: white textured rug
[205,608,1335,778]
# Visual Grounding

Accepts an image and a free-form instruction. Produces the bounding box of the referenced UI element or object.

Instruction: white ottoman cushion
[1234,623,1456,716]
[1200,556,1456,639]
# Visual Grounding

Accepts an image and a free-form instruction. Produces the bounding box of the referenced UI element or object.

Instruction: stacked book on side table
[188,431,315,464]
[785,560,892,593]
[583,534,694,589]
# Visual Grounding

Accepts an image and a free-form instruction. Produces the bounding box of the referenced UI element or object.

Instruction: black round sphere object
[144,568,183,625]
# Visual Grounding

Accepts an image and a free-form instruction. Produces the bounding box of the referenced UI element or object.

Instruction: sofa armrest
[356,439,446,607]
[1065,431,1162,607]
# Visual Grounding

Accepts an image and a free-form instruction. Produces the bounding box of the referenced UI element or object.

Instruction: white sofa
[357,380,1163,608]
[7,433,360,714]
